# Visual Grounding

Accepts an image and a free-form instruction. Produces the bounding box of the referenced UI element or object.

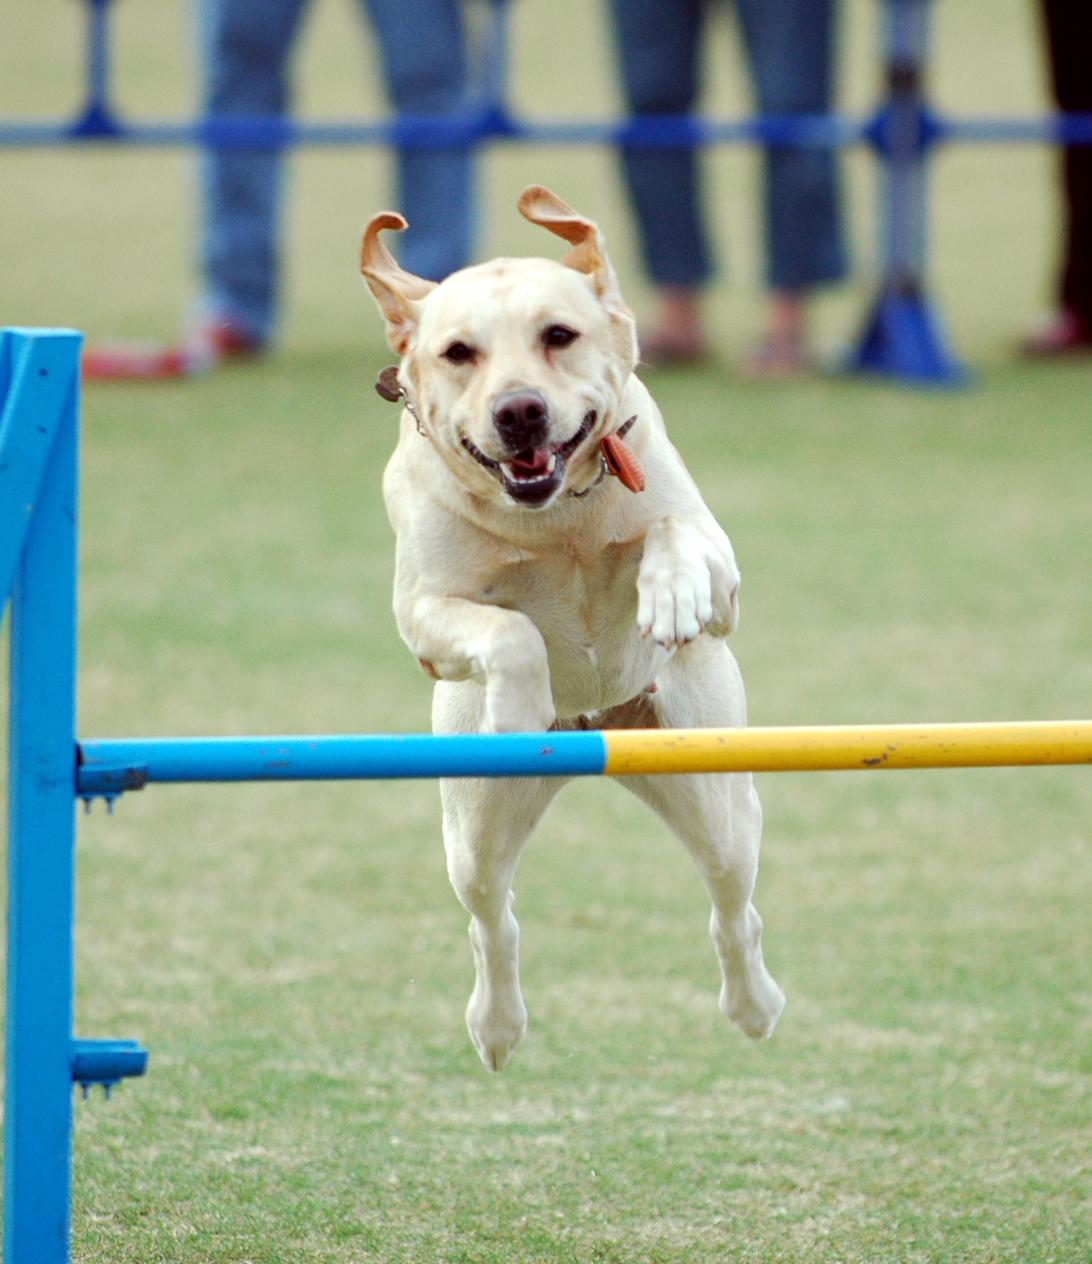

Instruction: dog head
[362,186,638,510]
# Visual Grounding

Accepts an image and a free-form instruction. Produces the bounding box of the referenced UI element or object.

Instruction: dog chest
[473,539,668,713]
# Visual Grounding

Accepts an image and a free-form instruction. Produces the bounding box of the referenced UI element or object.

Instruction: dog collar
[375,366,645,493]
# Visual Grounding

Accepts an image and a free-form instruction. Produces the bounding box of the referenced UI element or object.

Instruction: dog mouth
[462,410,597,506]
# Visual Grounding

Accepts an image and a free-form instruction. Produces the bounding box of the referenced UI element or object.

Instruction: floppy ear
[517,185,629,313]
[360,212,437,355]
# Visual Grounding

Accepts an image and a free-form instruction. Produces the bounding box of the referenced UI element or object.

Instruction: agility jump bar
[76,721,1092,798]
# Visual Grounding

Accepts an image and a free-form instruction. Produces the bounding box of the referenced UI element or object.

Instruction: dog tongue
[509,447,552,477]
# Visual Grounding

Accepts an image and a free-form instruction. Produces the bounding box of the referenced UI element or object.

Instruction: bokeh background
[0,0,1061,362]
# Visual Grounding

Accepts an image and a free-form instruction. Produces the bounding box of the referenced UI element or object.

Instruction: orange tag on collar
[600,432,645,493]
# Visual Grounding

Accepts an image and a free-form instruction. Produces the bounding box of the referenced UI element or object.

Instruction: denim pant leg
[364,0,473,280]
[607,0,712,288]
[736,0,846,292]
[200,0,308,342]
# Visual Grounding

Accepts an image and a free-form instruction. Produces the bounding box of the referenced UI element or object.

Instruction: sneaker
[81,314,264,382]
[181,311,265,370]
[81,339,189,381]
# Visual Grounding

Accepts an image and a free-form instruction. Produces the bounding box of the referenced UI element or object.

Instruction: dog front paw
[637,517,742,646]
[637,534,713,650]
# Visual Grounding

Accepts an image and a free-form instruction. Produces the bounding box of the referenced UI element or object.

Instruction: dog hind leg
[616,641,785,1039]
[435,681,566,1070]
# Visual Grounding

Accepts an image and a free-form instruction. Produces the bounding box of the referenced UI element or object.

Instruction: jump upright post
[2,326,82,1264]
[1,328,147,1264]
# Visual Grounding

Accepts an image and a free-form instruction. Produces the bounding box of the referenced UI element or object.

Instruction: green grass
[4,0,1092,1260]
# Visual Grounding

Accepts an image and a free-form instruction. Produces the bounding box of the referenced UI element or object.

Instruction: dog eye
[543,325,579,349]
[443,341,477,364]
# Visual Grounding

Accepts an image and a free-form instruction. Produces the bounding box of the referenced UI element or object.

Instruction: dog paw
[637,538,713,649]
[636,517,742,646]
[466,985,528,1072]
[719,975,785,1040]
[712,905,785,1038]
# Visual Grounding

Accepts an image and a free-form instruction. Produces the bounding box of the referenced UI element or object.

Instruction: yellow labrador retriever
[361,186,784,1071]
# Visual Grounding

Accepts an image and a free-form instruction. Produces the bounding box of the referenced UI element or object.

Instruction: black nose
[492,389,550,450]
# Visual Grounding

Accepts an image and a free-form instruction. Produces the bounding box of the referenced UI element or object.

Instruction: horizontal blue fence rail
[3,111,1092,152]
[0,112,862,150]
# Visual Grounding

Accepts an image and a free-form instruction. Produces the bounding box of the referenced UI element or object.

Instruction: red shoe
[81,316,264,382]
[81,339,189,381]
[182,313,264,368]
[1020,310,1092,358]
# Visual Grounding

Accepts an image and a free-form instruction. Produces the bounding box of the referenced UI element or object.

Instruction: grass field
[3,1,1092,1261]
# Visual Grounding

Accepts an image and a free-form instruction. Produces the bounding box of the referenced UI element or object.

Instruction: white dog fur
[361,185,784,1071]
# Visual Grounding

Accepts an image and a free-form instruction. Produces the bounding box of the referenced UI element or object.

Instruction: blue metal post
[476,0,513,133]
[849,0,965,384]
[69,0,122,138]
[2,329,82,1264]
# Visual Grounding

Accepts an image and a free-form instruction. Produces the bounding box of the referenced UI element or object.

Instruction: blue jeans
[199,0,474,344]
[608,0,846,292]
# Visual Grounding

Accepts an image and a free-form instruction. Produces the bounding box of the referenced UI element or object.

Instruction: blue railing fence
[3,0,1091,382]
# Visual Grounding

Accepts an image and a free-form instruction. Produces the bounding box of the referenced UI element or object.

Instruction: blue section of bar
[76,732,608,792]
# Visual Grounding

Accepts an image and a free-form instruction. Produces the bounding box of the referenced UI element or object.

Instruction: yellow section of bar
[601,721,1092,775]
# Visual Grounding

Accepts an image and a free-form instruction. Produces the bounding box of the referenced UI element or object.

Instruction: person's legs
[365,0,473,281]
[199,0,308,347]
[607,0,710,362]
[736,0,845,371]
[1027,0,1092,350]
